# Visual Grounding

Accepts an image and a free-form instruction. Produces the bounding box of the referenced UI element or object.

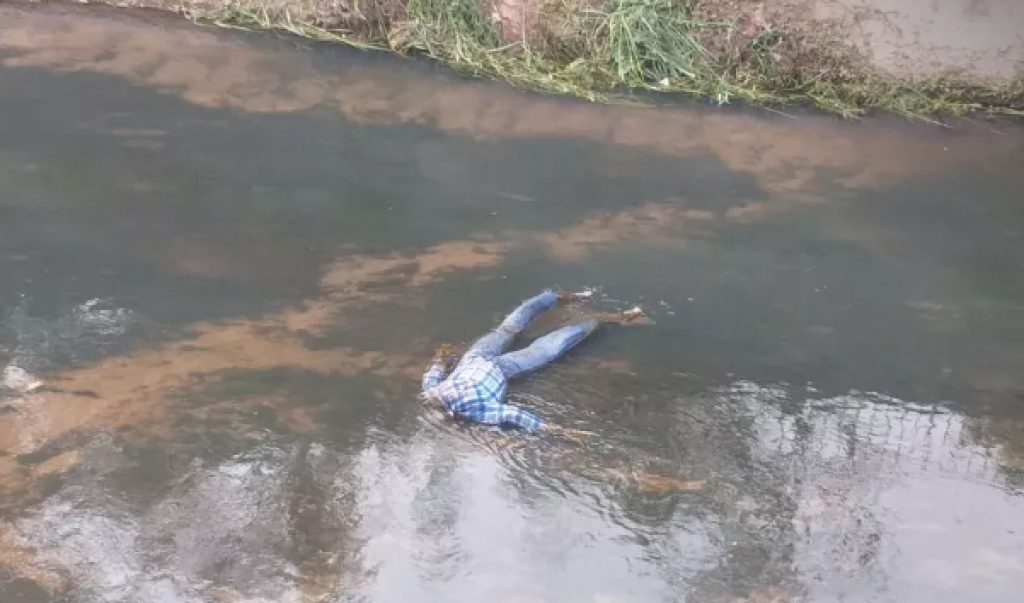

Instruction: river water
[2,5,1024,603]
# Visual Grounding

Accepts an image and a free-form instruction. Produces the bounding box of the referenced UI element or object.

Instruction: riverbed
[1,5,1024,603]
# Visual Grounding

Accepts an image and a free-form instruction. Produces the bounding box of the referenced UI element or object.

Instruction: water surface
[1,5,1024,603]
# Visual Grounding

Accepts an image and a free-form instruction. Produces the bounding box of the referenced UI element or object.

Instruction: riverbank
[15,0,1024,117]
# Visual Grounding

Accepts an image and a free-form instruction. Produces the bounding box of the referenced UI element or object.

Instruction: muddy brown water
[2,4,1024,603]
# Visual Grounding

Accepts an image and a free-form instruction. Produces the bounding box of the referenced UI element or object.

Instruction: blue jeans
[468,290,599,379]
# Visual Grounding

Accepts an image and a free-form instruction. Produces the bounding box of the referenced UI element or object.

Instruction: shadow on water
[1,3,1024,603]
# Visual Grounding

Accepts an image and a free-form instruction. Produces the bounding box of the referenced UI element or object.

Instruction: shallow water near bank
[2,4,1024,603]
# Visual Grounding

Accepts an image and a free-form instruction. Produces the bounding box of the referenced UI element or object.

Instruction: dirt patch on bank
[696,0,1023,81]
[820,0,1023,81]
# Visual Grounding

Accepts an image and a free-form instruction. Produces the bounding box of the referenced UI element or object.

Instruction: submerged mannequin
[421,289,643,437]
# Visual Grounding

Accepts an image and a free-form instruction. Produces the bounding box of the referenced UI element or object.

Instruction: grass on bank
[189,0,1024,120]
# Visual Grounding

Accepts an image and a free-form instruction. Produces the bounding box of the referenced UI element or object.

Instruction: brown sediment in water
[293,555,349,603]
[630,474,705,493]
[0,446,80,510]
[0,304,426,514]
[318,240,513,292]
[407,240,515,285]
[576,464,705,493]
[532,202,715,261]
[0,5,325,113]
[1,4,1020,201]
[0,521,67,593]
[283,202,714,331]
[282,239,514,334]
[0,322,419,455]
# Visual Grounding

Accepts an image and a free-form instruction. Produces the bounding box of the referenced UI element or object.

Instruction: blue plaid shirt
[422,353,545,430]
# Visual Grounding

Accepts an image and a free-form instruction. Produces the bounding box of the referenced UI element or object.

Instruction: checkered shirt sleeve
[422,362,448,391]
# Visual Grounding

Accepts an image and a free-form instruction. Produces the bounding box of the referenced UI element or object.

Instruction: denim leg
[495,319,599,378]
[467,290,559,358]
[465,331,514,359]
[498,290,559,334]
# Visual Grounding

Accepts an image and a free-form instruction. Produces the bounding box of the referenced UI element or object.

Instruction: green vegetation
[190,0,1024,120]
